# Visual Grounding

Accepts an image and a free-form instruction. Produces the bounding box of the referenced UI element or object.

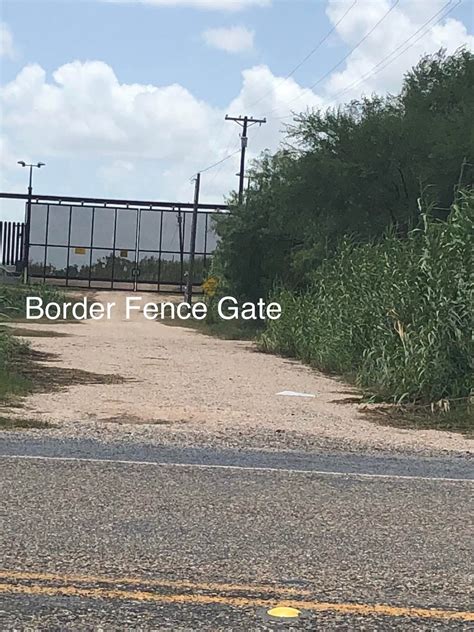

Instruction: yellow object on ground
[267,606,301,618]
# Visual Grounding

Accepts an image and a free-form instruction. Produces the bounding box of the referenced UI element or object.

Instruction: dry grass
[5,327,71,338]
[361,404,474,437]
[0,416,54,430]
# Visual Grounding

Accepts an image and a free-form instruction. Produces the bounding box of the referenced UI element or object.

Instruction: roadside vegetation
[261,193,473,405]
[211,49,473,430]
[0,285,48,402]
[0,284,76,428]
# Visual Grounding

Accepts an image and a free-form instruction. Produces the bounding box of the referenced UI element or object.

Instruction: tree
[214,49,474,300]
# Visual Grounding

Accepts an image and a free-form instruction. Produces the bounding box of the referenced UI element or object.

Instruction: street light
[17,160,45,282]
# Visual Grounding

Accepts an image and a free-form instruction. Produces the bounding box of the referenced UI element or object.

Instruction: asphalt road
[0,438,473,630]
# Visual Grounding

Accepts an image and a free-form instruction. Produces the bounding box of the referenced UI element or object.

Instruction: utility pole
[225,115,266,204]
[185,172,201,306]
[17,161,45,283]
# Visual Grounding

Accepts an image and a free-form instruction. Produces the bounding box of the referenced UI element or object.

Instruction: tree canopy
[214,49,474,301]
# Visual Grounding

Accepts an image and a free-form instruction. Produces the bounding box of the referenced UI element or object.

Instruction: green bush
[261,192,473,404]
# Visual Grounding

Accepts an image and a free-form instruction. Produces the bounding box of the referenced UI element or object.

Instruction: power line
[264,0,401,120]
[323,0,458,108]
[271,0,461,122]
[195,0,359,189]
[206,133,241,189]
[197,147,242,177]
[247,0,358,110]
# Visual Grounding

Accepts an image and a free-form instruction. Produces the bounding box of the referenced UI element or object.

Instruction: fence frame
[0,192,228,291]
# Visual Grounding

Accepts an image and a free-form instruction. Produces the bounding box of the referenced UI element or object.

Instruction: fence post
[185,173,201,306]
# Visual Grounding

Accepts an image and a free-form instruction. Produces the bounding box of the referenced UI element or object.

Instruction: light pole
[17,161,45,282]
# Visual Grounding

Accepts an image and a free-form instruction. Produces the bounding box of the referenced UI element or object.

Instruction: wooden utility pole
[185,172,201,305]
[225,115,266,204]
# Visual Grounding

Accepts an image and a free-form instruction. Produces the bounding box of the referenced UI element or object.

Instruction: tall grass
[261,192,473,405]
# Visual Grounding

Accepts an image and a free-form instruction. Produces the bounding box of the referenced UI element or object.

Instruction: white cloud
[0,59,320,203]
[103,0,270,10]
[1,0,472,207]
[323,0,474,102]
[203,25,254,53]
[0,22,15,59]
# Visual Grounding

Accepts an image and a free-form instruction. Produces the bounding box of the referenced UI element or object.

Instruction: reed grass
[261,192,473,406]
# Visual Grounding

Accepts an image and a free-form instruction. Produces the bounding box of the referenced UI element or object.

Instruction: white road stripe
[0,453,472,483]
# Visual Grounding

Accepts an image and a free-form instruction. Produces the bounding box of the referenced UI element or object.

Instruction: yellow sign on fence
[74,247,86,255]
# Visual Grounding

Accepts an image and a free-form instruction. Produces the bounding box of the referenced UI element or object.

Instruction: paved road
[0,438,473,630]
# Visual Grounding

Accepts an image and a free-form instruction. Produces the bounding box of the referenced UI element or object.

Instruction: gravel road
[6,291,472,456]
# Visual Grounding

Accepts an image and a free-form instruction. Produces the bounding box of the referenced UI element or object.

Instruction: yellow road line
[0,570,310,597]
[0,577,472,622]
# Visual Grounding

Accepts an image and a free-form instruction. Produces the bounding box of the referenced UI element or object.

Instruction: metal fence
[0,193,228,291]
[0,221,24,267]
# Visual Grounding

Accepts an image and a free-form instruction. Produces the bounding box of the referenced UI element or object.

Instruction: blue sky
[1,0,473,220]
[1,1,350,103]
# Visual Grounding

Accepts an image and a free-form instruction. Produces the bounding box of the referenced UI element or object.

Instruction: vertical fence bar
[12,223,17,266]
[15,222,22,266]
[89,207,95,289]
[111,208,117,290]
[3,222,8,265]
[157,210,163,292]
[133,208,141,292]
[65,206,72,287]
[6,222,12,265]
[42,204,50,283]
[204,212,209,275]
[10,223,15,265]
[11,223,15,265]
[177,207,184,289]
[3,223,8,265]
[19,223,24,265]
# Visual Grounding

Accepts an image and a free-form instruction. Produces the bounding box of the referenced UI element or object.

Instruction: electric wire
[271,0,460,121]
[246,0,358,111]
[263,0,401,120]
[195,147,242,177]
[324,0,458,108]
[189,0,360,185]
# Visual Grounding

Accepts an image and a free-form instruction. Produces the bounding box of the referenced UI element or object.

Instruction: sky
[1,0,473,221]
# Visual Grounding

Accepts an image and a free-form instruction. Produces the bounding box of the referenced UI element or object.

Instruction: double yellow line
[0,570,472,622]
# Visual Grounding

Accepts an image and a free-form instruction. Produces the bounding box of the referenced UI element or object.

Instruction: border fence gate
[0,193,227,292]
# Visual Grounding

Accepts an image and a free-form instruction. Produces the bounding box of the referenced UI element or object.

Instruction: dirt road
[6,291,472,454]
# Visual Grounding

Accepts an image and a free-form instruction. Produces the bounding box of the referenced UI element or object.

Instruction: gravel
[4,291,472,457]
